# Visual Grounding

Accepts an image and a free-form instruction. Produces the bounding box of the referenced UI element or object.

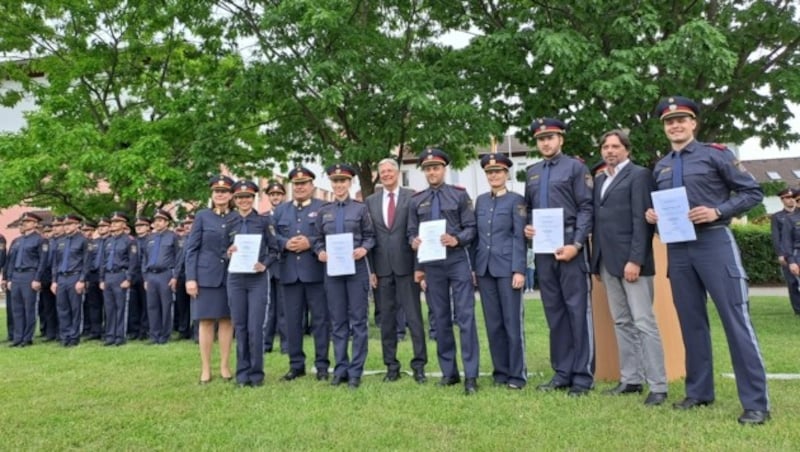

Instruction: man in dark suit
[591,129,667,406]
[366,158,428,383]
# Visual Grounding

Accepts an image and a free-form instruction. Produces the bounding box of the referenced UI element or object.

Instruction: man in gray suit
[366,158,428,383]
[590,129,667,406]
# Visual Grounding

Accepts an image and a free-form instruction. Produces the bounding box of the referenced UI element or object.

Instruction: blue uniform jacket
[50,232,90,281]
[524,152,593,245]
[99,233,141,282]
[228,210,276,269]
[653,140,763,226]
[771,209,792,258]
[314,197,375,255]
[141,230,179,278]
[270,199,325,284]
[472,191,527,277]
[4,232,48,282]
[184,208,236,288]
[407,184,476,270]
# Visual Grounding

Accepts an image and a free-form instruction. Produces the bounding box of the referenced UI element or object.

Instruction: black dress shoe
[537,380,570,392]
[348,378,361,389]
[413,369,427,384]
[316,370,330,381]
[508,383,524,390]
[673,397,713,410]
[251,381,264,387]
[738,410,770,425]
[383,370,400,382]
[42,337,56,343]
[568,386,590,397]
[437,376,461,386]
[237,381,252,388]
[330,375,346,386]
[281,368,306,381]
[644,392,668,406]
[9,342,21,348]
[464,378,478,395]
[103,341,115,347]
[604,383,643,395]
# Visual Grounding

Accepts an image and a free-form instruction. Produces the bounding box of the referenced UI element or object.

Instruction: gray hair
[377,158,400,171]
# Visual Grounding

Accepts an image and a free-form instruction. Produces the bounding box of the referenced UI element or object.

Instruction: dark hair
[599,129,632,151]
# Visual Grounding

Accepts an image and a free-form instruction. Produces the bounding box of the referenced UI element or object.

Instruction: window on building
[401,170,409,187]
[792,169,800,178]
[766,171,782,180]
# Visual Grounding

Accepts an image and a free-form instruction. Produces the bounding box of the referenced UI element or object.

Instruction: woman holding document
[227,179,272,388]
[184,175,236,385]
[315,163,375,389]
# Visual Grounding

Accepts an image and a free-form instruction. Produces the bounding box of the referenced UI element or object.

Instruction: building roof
[399,135,531,165]
[743,157,800,185]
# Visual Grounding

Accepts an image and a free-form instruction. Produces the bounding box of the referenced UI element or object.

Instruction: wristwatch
[573,242,583,251]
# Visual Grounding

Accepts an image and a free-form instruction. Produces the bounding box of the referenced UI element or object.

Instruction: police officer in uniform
[771,188,800,315]
[263,181,288,354]
[227,180,272,387]
[129,216,151,340]
[173,215,194,340]
[85,217,110,340]
[523,118,594,397]
[473,153,528,390]
[142,209,179,344]
[80,220,100,339]
[315,163,375,388]
[51,214,89,347]
[5,212,48,347]
[270,167,331,382]
[100,212,141,346]
[39,217,59,341]
[408,148,479,395]
[0,232,7,342]
[646,96,769,425]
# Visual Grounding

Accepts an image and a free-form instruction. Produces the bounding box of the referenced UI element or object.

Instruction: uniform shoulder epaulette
[708,143,727,151]
[411,190,427,197]
[570,155,585,163]
[525,162,537,170]
[452,185,466,191]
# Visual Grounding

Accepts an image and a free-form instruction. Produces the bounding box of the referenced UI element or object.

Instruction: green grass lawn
[1,296,799,450]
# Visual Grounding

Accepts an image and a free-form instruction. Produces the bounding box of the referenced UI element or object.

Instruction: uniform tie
[147,233,162,268]
[430,190,441,220]
[240,219,248,234]
[335,202,345,233]
[387,192,396,229]
[539,161,551,208]
[105,238,116,271]
[14,236,24,268]
[59,236,72,273]
[671,151,683,188]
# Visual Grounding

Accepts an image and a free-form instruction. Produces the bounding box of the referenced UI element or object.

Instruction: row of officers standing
[0,95,770,426]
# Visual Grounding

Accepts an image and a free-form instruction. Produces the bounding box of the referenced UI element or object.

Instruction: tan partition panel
[592,236,686,382]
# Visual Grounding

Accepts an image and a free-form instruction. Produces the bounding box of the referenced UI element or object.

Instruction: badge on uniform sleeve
[584,174,594,189]
[732,159,748,173]
[516,204,527,218]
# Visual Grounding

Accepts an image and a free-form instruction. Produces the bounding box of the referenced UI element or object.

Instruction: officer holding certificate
[315,163,375,389]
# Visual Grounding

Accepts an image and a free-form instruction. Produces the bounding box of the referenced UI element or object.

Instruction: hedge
[732,223,783,285]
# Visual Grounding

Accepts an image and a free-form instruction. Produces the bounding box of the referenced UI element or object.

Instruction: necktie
[14,236,24,268]
[387,192,396,229]
[335,202,345,233]
[59,236,72,273]
[240,218,248,234]
[430,191,441,220]
[148,233,162,267]
[105,238,116,271]
[671,151,683,187]
[539,161,550,208]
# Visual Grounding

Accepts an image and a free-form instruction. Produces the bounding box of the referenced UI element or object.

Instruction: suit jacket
[183,208,236,288]
[590,162,656,277]
[366,187,415,277]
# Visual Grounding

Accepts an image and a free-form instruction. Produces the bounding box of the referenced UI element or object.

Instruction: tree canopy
[1,0,799,216]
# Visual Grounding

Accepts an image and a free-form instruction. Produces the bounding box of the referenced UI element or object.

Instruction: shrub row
[732,223,783,285]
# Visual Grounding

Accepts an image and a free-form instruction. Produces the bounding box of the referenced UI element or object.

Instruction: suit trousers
[10,272,38,344]
[145,271,174,343]
[477,275,527,387]
[424,256,479,379]
[667,227,769,411]
[283,281,330,372]
[55,274,83,344]
[228,273,269,385]
[780,265,800,314]
[376,273,427,373]
[599,264,667,392]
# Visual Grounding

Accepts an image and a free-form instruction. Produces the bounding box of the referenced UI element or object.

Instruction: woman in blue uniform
[315,163,375,388]
[184,175,236,384]
[227,180,272,387]
[472,153,528,389]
